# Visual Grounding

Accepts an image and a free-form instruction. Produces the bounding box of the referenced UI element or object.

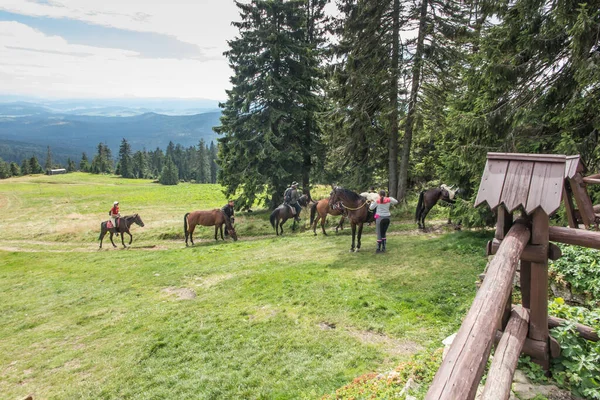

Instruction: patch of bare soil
[162,287,197,300]
[346,328,423,357]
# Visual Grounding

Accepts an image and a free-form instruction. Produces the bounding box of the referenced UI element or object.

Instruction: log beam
[487,239,561,263]
[549,316,599,342]
[426,221,530,400]
[482,306,529,400]
[549,226,600,249]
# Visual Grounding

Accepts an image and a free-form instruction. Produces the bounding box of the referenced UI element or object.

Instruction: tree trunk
[388,0,400,196]
[397,0,428,201]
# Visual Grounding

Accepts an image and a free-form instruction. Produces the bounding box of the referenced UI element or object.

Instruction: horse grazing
[328,188,373,252]
[184,209,238,246]
[99,214,145,249]
[270,194,310,235]
[415,184,459,230]
[309,198,345,236]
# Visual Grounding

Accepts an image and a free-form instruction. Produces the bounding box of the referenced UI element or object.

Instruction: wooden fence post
[529,209,550,370]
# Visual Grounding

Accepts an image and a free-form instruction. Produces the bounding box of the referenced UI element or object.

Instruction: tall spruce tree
[21,158,30,175]
[79,152,89,172]
[29,155,43,174]
[216,0,326,209]
[118,138,134,178]
[159,158,179,185]
[439,0,600,194]
[326,0,396,190]
[44,146,53,171]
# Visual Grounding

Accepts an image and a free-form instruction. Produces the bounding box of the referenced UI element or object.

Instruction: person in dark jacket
[284,182,301,222]
[221,199,235,236]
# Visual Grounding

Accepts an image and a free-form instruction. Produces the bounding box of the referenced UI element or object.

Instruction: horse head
[133,214,145,227]
[225,216,238,241]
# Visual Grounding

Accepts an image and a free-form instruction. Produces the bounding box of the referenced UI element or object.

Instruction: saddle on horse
[106,218,120,230]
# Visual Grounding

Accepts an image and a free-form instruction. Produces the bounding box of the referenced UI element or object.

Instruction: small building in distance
[47,168,67,175]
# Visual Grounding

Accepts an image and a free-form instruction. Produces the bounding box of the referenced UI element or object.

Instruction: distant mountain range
[0,98,224,165]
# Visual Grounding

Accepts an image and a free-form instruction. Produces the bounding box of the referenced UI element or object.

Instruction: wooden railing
[425,221,530,400]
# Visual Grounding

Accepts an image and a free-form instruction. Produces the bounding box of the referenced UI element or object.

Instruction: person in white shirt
[369,190,398,253]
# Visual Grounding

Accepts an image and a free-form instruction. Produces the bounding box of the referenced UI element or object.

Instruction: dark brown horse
[415,185,457,229]
[184,209,238,246]
[269,194,310,235]
[328,188,373,252]
[99,214,145,249]
[309,198,345,236]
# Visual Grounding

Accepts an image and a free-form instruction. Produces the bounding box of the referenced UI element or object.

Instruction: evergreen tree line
[216,0,599,213]
[0,139,220,186]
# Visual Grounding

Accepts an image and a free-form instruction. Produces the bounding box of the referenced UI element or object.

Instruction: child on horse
[110,201,121,236]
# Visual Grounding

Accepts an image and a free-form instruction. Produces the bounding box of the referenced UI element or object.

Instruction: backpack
[284,188,292,203]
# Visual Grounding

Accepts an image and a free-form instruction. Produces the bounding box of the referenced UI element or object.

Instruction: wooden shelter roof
[475,153,567,215]
[565,155,584,179]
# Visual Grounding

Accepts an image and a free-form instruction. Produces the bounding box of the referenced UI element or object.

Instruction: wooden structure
[426,153,600,400]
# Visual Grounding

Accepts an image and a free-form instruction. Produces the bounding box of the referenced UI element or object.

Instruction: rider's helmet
[114,201,119,205]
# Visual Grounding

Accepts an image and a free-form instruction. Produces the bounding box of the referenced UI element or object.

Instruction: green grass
[0,173,490,399]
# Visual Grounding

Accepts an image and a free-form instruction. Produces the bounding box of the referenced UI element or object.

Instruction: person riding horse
[284,182,302,222]
[110,201,120,236]
[221,199,235,237]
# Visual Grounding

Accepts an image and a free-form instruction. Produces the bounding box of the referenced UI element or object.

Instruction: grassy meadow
[0,173,491,399]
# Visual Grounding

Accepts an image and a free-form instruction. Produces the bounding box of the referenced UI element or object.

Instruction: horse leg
[312,215,319,236]
[189,225,195,246]
[214,226,219,241]
[321,216,328,236]
[220,224,224,240]
[336,216,344,232]
[421,206,432,230]
[350,223,356,252]
[356,223,364,252]
[121,230,127,248]
[99,228,105,249]
[109,231,117,248]
[127,231,133,246]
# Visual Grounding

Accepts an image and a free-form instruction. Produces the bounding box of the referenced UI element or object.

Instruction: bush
[548,298,600,399]
[549,244,600,304]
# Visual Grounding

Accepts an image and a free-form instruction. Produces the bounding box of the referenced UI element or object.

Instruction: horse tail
[270,209,277,228]
[415,191,424,222]
[184,212,190,234]
[310,202,318,226]
[98,222,105,240]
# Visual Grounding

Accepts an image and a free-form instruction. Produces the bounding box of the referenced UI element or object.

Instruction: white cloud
[1,0,240,59]
[0,21,232,98]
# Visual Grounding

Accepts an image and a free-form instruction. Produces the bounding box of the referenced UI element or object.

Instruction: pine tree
[132,150,149,179]
[44,146,53,171]
[10,162,20,176]
[79,152,89,172]
[159,158,179,185]
[91,143,113,174]
[216,0,326,209]
[118,138,133,178]
[195,139,210,183]
[209,141,218,184]
[0,158,10,179]
[21,158,30,175]
[29,155,43,174]
[66,158,76,172]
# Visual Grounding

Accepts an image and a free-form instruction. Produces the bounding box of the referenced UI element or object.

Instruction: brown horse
[309,198,345,236]
[415,185,459,229]
[269,194,310,235]
[184,209,238,246]
[99,214,145,249]
[328,188,373,252]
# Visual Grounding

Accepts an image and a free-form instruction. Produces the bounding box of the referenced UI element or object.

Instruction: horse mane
[335,188,362,202]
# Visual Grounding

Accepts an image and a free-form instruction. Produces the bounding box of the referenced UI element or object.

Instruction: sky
[0,0,243,100]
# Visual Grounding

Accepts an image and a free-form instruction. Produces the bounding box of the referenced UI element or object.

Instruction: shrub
[549,244,600,304]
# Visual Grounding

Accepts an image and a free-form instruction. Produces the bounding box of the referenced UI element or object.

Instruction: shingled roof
[474,153,566,215]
